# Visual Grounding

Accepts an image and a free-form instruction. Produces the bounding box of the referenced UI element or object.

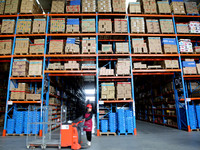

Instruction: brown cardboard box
[16,19,32,34]
[112,0,126,13]
[195,46,200,53]
[99,67,114,76]
[185,2,199,14]
[48,62,64,70]
[163,38,177,54]
[132,38,148,54]
[82,37,96,54]
[5,0,20,14]
[143,0,157,14]
[99,19,112,33]
[117,82,132,99]
[171,2,186,14]
[14,38,29,54]
[49,40,64,54]
[148,37,162,53]
[51,0,65,13]
[101,83,115,99]
[133,62,147,69]
[1,19,15,34]
[10,83,29,100]
[65,38,80,54]
[64,61,79,70]
[0,40,12,55]
[183,67,197,75]
[81,64,96,70]
[116,58,130,75]
[32,18,46,33]
[30,39,44,54]
[130,17,145,33]
[12,59,29,77]
[82,0,96,13]
[101,44,112,53]
[114,19,127,33]
[164,60,179,69]
[82,19,95,33]
[0,1,5,14]
[26,94,41,100]
[157,1,171,14]
[116,42,129,53]
[129,2,141,14]
[160,19,174,33]
[146,19,160,33]
[50,18,65,33]
[66,5,80,13]
[176,23,189,33]
[66,18,79,33]
[98,0,111,12]
[20,0,42,14]
[28,60,42,76]
[196,64,200,74]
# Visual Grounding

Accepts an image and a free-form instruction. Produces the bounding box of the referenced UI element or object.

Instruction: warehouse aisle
[1,121,200,150]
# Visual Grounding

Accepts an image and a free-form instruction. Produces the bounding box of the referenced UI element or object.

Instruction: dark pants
[86,131,92,142]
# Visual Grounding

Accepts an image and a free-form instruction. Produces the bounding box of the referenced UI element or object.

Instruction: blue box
[66,38,76,44]
[101,120,108,132]
[188,105,197,129]
[182,61,196,68]
[162,38,176,45]
[196,106,200,128]
[67,18,79,25]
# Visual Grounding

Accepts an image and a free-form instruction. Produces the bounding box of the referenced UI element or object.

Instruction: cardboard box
[14,38,29,54]
[82,19,95,33]
[1,19,15,34]
[101,44,112,53]
[32,18,46,33]
[164,60,179,69]
[99,19,112,33]
[82,0,96,13]
[146,19,160,33]
[183,67,197,75]
[171,2,186,14]
[16,19,32,34]
[51,0,65,13]
[176,23,189,33]
[20,0,42,14]
[117,82,132,99]
[0,40,12,55]
[26,94,41,100]
[98,0,111,12]
[130,17,145,33]
[48,62,64,70]
[28,60,42,76]
[12,59,29,77]
[81,64,96,70]
[101,83,115,99]
[143,0,157,14]
[112,0,126,13]
[129,2,141,14]
[179,39,193,53]
[157,1,171,14]
[82,37,96,54]
[133,62,147,69]
[160,19,174,33]
[132,38,148,54]
[66,5,80,13]
[64,61,79,70]
[50,18,65,33]
[185,2,199,15]
[30,39,44,54]
[114,19,127,33]
[99,67,114,76]
[0,1,5,14]
[49,40,64,54]
[116,42,129,53]
[66,18,79,33]
[4,0,20,14]
[162,38,177,53]
[148,37,162,53]
[189,21,200,33]
[116,58,130,75]
[195,46,200,53]
[196,64,200,74]
[65,37,80,54]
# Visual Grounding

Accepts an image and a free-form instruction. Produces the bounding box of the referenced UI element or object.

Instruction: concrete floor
[0,120,200,150]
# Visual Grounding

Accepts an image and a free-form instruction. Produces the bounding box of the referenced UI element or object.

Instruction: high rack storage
[0,0,200,137]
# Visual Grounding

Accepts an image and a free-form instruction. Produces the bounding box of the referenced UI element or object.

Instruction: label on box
[8,101,13,105]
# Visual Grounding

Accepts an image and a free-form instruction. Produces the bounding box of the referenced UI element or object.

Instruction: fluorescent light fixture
[86,96,95,102]
[85,89,95,95]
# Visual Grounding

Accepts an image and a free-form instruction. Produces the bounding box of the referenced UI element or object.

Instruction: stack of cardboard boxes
[26,94,41,101]
[171,2,186,14]
[112,0,126,13]
[195,46,200,53]
[66,18,79,33]
[182,59,197,74]
[20,0,42,14]
[133,62,147,69]
[98,0,111,12]
[157,1,171,14]
[116,58,130,75]
[179,39,193,53]
[160,19,174,33]
[114,19,127,33]
[0,40,12,55]
[99,19,112,33]
[0,1,5,14]
[4,0,20,14]
[82,0,96,13]
[81,64,96,70]
[176,23,189,33]
[82,37,96,54]
[49,40,64,54]
[65,38,80,54]
[117,82,132,99]
[14,38,29,54]
[130,17,145,33]
[100,44,112,53]
[48,62,64,70]
[64,61,79,70]
[146,19,160,33]
[99,67,114,76]
[189,21,200,33]
[30,39,44,54]
[142,0,157,14]
[16,19,32,34]
[51,0,65,13]
[10,83,29,100]
[148,37,162,53]
[32,19,46,33]
[129,2,141,14]
[1,19,15,34]
[196,64,200,75]
[12,59,29,77]
[132,38,148,54]
[28,60,42,77]
[185,2,199,14]
[164,60,179,69]
[162,38,177,54]
[101,83,115,100]
[116,42,129,54]
[66,0,80,13]
[82,19,95,32]
[50,18,65,33]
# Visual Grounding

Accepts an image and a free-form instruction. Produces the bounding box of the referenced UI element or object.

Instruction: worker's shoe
[87,141,91,146]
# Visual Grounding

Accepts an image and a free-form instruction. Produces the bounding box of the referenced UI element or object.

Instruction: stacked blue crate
[67,18,79,25]
[69,0,81,5]
[101,120,108,132]
[195,105,200,128]
[109,113,116,132]
[24,111,33,134]
[15,111,24,134]
[125,110,134,133]
[188,105,197,129]
[6,119,15,134]
[117,109,126,134]
[32,111,40,134]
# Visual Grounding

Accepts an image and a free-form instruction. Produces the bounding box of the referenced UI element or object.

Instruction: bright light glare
[85,89,95,95]
[86,96,95,102]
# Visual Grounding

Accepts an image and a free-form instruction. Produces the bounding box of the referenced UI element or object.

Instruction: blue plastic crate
[67,18,79,25]
[32,111,40,134]
[101,120,108,132]
[109,113,116,132]
[188,105,197,129]
[69,0,81,5]
[15,111,24,134]
[196,105,200,128]
[126,117,134,133]
[7,119,15,134]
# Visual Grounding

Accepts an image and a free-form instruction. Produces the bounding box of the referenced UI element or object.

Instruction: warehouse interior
[1,0,200,150]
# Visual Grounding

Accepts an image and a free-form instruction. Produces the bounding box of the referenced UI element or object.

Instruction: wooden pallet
[133,68,147,70]
[149,52,163,54]
[181,52,193,54]
[161,32,175,34]
[164,52,178,54]
[11,75,27,77]
[116,52,130,54]
[100,132,116,136]
[47,68,63,70]
[6,134,25,136]
[26,99,41,101]
[65,52,80,54]
[116,74,131,76]
[16,32,31,34]
[116,98,132,100]
[147,67,163,70]
[191,129,199,131]
[99,74,115,76]
[32,31,45,34]
[50,31,65,34]
[81,68,96,70]
[29,53,44,55]
[10,99,25,101]
[64,68,79,71]
[100,98,115,101]
[99,31,112,33]
[117,132,127,135]
[14,53,29,55]
[66,31,80,34]
[27,75,42,77]
[48,52,63,54]
[50,12,65,14]
[0,53,11,56]
[98,51,113,54]
[115,32,128,34]
[82,52,96,54]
